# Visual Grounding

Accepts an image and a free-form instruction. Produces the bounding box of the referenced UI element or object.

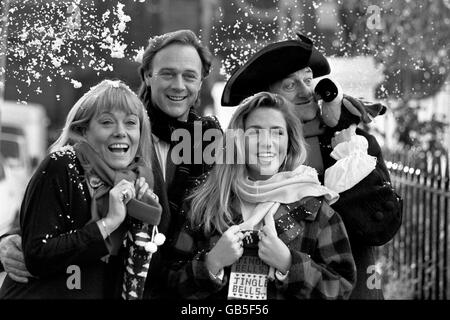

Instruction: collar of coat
[273,197,323,245]
[279,197,322,222]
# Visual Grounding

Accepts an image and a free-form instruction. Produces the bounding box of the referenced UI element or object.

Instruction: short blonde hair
[50,79,153,167]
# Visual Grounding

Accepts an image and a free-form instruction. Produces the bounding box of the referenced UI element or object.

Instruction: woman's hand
[102,179,136,235]
[206,225,245,275]
[134,177,159,202]
[258,225,292,274]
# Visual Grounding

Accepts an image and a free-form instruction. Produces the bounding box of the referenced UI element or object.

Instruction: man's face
[147,43,203,121]
[269,67,319,122]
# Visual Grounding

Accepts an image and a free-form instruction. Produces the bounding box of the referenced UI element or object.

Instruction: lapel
[151,146,171,235]
[273,197,322,245]
[164,145,177,190]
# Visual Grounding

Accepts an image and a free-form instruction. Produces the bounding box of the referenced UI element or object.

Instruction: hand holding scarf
[74,142,163,299]
[235,165,339,279]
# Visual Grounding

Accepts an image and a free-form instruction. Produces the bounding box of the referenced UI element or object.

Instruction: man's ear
[194,80,203,99]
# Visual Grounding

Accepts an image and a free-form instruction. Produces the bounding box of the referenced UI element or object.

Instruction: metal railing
[381,148,450,299]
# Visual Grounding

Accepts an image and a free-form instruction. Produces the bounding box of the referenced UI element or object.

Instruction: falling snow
[1,0,135,97]
[0,0,448,106]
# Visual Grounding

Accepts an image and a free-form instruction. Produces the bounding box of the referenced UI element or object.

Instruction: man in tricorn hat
[221,34,402,299]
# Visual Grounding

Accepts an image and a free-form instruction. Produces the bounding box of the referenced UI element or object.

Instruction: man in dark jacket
[221,33,402,299]
[0,29,222,299]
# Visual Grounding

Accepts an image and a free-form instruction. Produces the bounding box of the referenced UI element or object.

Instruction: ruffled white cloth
[324,134,377,193]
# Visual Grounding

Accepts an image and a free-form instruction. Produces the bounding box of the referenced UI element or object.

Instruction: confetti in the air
[1,0,138,96]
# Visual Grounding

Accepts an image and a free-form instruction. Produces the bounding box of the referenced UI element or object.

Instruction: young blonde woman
[167,92,356,299]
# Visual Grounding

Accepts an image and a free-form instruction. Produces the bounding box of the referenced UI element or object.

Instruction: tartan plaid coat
[166,196,357,299]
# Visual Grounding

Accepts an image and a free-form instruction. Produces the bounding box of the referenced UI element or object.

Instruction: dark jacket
[0,148,111,299]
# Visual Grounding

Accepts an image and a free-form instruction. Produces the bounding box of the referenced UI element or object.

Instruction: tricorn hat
[221,34,330,106]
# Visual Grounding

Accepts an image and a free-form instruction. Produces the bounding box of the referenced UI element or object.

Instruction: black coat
[0,148,112,299]
[0,144,196,299]
[306,120,402,299]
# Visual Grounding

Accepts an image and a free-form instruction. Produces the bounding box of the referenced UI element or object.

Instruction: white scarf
[236,165,339,231]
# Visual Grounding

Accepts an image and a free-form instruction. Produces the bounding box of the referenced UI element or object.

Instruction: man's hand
[0,235,32,283]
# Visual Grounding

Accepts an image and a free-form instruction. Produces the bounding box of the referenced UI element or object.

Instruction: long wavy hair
[137,29,213,109]
[188,92,308,235]
[50,79,153,168]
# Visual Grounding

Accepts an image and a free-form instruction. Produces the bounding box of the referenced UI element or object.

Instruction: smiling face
[147,43,203,121]
[269,67,319,122]
[85,109,140,170]
[244,107,288,180]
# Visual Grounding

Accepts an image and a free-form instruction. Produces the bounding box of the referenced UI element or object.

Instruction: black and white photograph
[0,0,449,313]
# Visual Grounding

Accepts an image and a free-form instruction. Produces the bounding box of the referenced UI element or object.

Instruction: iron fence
[381,148,450,299]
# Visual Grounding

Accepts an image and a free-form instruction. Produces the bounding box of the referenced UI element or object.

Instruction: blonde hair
[50,79,153,167]
[188,92,307,235]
